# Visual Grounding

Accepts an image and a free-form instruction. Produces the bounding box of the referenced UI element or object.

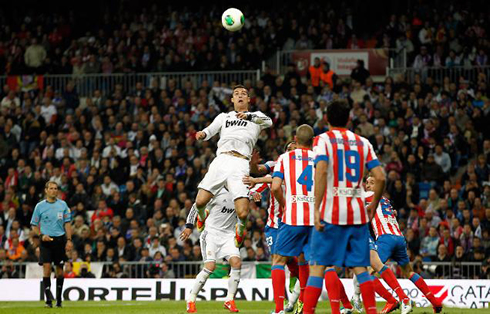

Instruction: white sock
[226,268,241,301]
[288,279,301,306]
[188,268,212,302]
[353,274,361,299]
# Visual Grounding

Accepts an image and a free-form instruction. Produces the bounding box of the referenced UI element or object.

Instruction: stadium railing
[388,65,490,84]
[264,48,403,77]
[2,261,483,280]
[0,70,261,98]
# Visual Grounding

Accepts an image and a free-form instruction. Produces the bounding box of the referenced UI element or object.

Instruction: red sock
[335,275,352,309]
[379,266,408,303]
[272,266,286,312]
[372,277,397,303]
[358,272,377,314]
[303,276,323,314]
[299,263,309,302]
[324,269,341,314]
[410,273,440,307]
[287,257,299,278]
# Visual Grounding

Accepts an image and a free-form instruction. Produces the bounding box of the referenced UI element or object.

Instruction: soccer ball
[222,8,244,32]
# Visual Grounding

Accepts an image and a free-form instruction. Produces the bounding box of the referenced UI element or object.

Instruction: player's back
[314,129,380,225]
[273,148,315,226]
[205,189,237,235]
[365,193,402,238]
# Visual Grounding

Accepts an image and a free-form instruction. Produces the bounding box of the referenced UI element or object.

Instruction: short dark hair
[326,100,350,127]
[233,85,248,93]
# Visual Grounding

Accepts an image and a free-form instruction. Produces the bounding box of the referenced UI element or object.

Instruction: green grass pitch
[0,301,487,314]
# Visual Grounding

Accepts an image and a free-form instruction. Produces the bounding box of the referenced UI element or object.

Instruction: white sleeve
[249,111,272,129]
[202,113,225,140]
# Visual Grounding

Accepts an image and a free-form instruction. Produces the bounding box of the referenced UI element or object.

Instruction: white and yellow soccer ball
[221,8,244,32]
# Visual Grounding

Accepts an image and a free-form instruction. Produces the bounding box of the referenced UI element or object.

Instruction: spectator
[350,59,370,85]
[78,263,96,278]
[24,38,47,73]
[420,226,440,260]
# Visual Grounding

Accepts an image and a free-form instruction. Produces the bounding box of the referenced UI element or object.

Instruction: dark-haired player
[193,85,272,247]
[304,100,385,314]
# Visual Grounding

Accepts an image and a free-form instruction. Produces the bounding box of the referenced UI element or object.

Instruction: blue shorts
[369,236,377,251]
[275,222,312,258]
[376,234,410,266]
[265,226,278,255]
[309,222,370,267]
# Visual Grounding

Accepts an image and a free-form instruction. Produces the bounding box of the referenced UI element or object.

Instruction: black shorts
[39,235,67,266]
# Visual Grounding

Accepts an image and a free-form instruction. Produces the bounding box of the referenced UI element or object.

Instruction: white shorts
[198,154,250,200]
[200,231,240,263]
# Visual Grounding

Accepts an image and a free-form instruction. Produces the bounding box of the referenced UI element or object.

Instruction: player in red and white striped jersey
[269,125,315,314]
[313,127,380,225]
[304,100,386,314]
[364,176,442,314]
[366,193,403,238]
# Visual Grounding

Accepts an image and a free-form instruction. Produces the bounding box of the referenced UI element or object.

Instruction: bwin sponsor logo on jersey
[221,206,234,214]
[225,120,248,128]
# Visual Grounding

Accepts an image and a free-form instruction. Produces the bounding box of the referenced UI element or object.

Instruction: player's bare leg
[42,263,54,307]
[187,261,216,313]
[234,197,249,247]
[195,189,214,231]
[224,256,241,313]
[55,265,64,307]
[400,264,442,313]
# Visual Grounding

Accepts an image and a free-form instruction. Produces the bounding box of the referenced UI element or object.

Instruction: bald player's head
[295,124,314,148]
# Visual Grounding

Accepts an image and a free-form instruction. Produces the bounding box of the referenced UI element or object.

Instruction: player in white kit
[194,85,273,247]
[181,188,241,313]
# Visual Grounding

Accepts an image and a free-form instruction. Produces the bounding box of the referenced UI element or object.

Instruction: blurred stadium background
[0,0,489,311]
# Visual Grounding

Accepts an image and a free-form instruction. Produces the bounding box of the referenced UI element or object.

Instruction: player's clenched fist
[195,131,206,140]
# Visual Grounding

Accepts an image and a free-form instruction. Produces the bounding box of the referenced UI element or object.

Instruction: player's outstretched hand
[314,211,324,232]
[236,112,248,120]
[195,131,206,140]
[180,228,192,241]
[243,175,256,188]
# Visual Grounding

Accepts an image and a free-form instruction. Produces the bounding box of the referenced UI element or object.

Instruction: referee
[31,181,73,308]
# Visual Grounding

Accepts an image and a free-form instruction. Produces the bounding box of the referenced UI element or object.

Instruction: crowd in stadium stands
[0,1,488,75]
[0,1,489,280]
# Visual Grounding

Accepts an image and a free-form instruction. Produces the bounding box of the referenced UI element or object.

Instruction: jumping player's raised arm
[197,113,226,140]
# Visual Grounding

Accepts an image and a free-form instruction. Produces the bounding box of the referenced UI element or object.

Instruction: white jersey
[186,188,237,235]
[202,111,272,158]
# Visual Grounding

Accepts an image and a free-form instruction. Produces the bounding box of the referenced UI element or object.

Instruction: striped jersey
[366,192,402,238]
[313,129,380,225]
[272,148,315,226]
[249,174,281,228]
